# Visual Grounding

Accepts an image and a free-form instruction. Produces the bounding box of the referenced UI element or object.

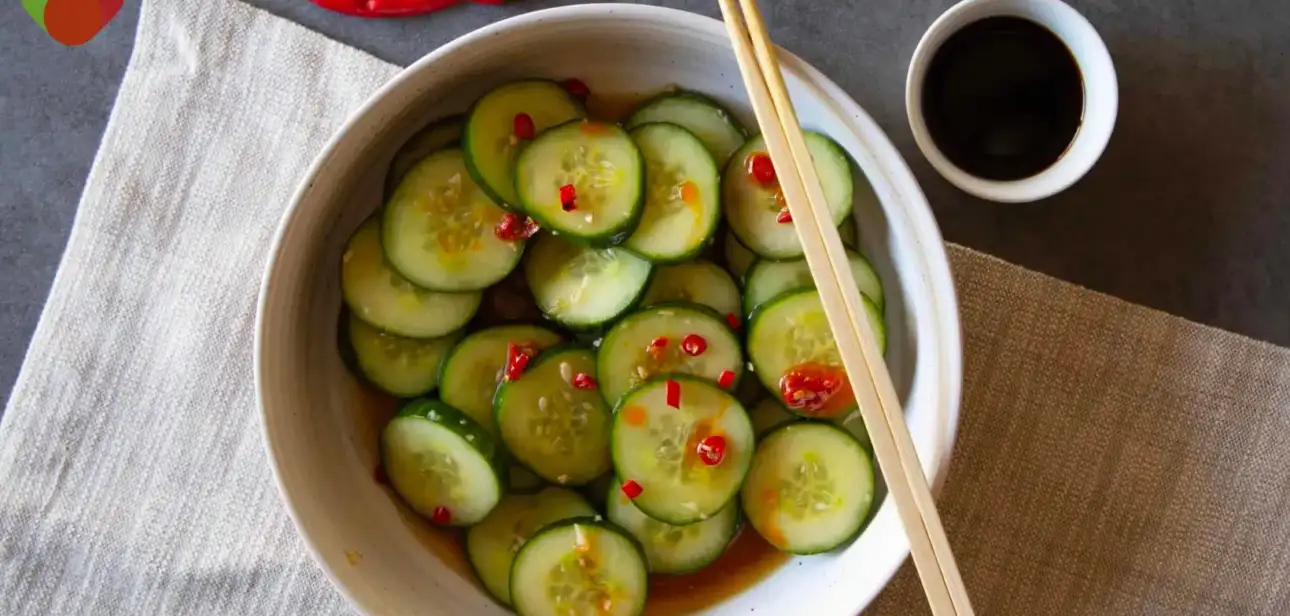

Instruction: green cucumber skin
[492,345,610,485]
[462,80,588,210]
[523,241,656,332]
[744,421,873,555]
[623,122,722,263]
[746,289,864,417]
[384,114,465,200]
[624,90,748,164]
[514,120,646,247]
[604,484,743,575]
[383,399,510,510]
[509,517,650,615]
[595,301,744,406]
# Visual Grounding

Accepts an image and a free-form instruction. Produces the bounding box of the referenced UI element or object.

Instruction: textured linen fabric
[3,0,1289,615]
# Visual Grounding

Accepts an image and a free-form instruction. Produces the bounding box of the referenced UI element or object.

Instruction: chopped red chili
[562,78,590,100]
[747,152,777,186]
[504,342,537,382]
[494,212,540,241]
[513,112,535,139]
[621,480,643,500]
[665,379,681,408]
[560,184,578,211]
[717,370,736,389]
[431,506,452,525]
[681,334,707,357]
[696,435,727,466]
[725,313,741,330]
[779,362,853,417]
[776,208,793,224]
[647,336,669,360]
[572,373,597,390]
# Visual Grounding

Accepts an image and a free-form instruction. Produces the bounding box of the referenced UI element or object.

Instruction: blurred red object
[310,0,504,17]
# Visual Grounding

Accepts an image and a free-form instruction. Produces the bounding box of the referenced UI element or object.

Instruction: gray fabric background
[3,0,1290,411]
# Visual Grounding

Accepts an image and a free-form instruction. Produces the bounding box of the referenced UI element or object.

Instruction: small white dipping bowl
[256,4,963,615]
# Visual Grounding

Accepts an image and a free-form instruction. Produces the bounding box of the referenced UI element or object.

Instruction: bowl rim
[255,4,964,614]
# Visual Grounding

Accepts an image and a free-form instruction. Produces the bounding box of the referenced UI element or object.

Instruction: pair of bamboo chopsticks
[715,2,975,615]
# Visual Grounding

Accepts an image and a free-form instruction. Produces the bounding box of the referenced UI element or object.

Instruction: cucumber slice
[611,376,755,525]
[466,487,597,606]
[510,464,548,494]
[524,234,652,330]
[606,479,740,574]
[724,132,854,259]
[380,399,506,526]
[722,230,756,284]
[383,149,524,292]
[624,91,746,165]
[495,348,613,486]
[341,219,481,339]
[439,325,564,433]
[749,398,798,438]
[515,120,644,245]
[510,519,648,616]
[639,260,742,325]
[622,123,720,261]
[348,314,460,398]
[597,304,744,406]
[385,115,464,199]
[740,422,874,554]
[747,289,885,418]
[464,80,587,208]
[742,249,885,316]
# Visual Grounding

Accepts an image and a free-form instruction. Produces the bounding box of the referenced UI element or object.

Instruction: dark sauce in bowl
[921,16,1084,181]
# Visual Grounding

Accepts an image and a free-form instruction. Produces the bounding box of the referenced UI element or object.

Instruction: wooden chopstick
[716,2,975,615]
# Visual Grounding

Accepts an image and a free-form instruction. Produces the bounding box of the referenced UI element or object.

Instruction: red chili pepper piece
[513,113,535,139]
[504,342,536,382]
[310,0,484,18]
[647,336,669,360]
[725,313,741,330]
[680,334,707,357]
[572,373,597,390]
[779,362,853,417]
[562,78,590,100]
[696,435,727,466]
[665,379,681,408]
[717,370,736,389]
[776,208,793,224]
[621,480,643,500]
[494,212,540,241]
[560,184,578,211]
[748,152,777,186]
[431,506,452,525]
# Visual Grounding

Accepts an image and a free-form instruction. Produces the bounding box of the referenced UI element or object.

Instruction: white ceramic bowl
[257,4,963,615]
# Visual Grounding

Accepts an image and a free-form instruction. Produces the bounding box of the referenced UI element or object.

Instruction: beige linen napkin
[2,0,1288,615]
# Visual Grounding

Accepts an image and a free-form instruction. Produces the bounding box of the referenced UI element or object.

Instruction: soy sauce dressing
[921,16,1084,181]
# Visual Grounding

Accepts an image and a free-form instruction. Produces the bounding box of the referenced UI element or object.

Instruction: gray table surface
[3,0,1288,411]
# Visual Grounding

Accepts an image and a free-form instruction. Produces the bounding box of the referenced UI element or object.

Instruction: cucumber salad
[339,79,887,615]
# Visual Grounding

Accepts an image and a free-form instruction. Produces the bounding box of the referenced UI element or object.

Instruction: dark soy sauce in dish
[921,16,1084,181]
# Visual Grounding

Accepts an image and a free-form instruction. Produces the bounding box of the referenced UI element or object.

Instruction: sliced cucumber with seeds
[722,230,756,284]
[466,487,597,606]
[342,219,481,339]
[724,132,854,259]
[385,115,464,199]
[439,325,564,433]
[516,120,644,245]
[625,91,746,165]
[639,260,742,324]
[464,80,587,208]
[381,399,506,526]
[606,479,740,574]
[622,123,720,261]
[524,234,652,330]
[383,149,524,292]
[348,314,460,397]
[749,398,798,438]
[510,518,648,616]
[495,347,612,486]
[741,422,874,554]
[743,248,885,316]
[611,376,755,525]
[747,289,884,418]
[597,303,744,406]
[838,216,858,249]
